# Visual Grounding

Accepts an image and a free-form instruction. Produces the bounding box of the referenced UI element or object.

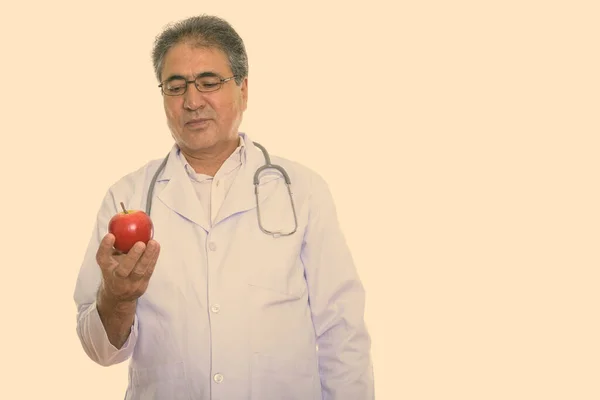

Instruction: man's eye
[200,82,218,88]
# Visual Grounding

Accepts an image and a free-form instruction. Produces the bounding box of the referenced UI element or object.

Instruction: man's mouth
[185,118,210,128]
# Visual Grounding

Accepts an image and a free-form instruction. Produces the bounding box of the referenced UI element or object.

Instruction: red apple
[108,202,154,253]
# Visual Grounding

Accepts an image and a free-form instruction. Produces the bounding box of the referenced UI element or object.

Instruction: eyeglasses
[159,75,237,96]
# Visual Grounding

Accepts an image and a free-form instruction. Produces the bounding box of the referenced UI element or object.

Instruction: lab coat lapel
[213,137,282,226]
[155,145,211,231]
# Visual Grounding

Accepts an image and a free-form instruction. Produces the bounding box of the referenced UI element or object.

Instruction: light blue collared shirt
[179,134,245,227]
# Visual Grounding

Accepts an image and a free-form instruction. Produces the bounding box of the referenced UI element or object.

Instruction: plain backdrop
[1,1,599,399]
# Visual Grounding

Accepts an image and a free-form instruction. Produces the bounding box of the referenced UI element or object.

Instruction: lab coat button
[208,242,217,251]
[211,304,220,313]
[213,373,224,383]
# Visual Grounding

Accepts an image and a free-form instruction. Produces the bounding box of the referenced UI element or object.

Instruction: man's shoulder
[269,153,321,180]
[266,152,331,195]
[264,153,339,217]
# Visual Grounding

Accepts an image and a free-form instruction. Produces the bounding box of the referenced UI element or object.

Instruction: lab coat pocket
[130,361,191,400]
[246,255,307,301]
[243,173,307,300]
[250,353,319,400]
[243,230,307,300]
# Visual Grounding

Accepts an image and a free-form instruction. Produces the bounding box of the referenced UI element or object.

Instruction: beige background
[1,0,599,398]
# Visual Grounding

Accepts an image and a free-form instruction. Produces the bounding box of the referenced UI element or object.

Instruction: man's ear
[240,77,249,111]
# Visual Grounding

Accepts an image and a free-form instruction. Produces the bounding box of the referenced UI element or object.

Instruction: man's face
[160,41,248,155]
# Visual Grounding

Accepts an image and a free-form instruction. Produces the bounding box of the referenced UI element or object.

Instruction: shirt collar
[177,133,247,182]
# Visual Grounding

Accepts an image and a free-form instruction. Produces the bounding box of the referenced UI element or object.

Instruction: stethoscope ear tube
[146,154,170,215]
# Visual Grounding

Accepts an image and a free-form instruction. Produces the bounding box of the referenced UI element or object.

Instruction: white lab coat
[73,133,374,399]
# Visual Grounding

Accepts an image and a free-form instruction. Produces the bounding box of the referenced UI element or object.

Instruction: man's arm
[74,189,159,366]
[96,286,137,350]
[75,298,139,367]
[301,172,375,400]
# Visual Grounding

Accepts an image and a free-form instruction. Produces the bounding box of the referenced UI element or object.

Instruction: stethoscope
[145,142,298,237]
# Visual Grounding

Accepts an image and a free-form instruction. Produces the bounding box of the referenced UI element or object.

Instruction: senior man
[74,14,374,400]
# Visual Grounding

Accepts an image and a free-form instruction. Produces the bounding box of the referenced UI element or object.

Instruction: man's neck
[181,138,240,177]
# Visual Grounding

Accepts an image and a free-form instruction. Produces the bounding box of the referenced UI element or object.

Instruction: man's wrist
[97,286,137,316]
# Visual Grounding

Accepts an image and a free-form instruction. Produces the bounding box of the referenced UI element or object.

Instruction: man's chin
[176,134,218,153]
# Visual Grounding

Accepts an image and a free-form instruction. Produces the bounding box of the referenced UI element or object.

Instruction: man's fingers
[96,233,117,271]
[113,242,146,278]
[144,242,160,278]
[129,240,160,281]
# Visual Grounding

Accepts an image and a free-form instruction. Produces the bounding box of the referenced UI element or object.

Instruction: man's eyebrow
[196,71,220,78]
[163,74,187,82]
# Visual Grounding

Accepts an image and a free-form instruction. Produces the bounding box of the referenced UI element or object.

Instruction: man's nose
[183,83,206,110]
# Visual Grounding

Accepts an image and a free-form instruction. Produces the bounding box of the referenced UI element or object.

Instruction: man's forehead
[165,42,227,63]
[161,43,230,79]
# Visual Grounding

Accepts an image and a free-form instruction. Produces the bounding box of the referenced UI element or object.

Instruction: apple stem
[120,202,128,214]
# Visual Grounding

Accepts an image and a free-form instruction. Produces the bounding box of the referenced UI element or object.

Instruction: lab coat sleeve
[73,188,139,367]
[301,172,375,400]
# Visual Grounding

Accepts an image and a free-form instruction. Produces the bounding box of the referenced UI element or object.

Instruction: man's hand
[94,233,160,349]
[96,233,161,303]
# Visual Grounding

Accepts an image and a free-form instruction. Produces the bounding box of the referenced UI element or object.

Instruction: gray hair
[151,15,248,86]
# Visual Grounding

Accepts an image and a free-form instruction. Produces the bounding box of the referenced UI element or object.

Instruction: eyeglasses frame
[158,74,237,96]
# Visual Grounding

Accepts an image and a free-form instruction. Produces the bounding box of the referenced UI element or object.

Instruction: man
[74,14,374,399]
